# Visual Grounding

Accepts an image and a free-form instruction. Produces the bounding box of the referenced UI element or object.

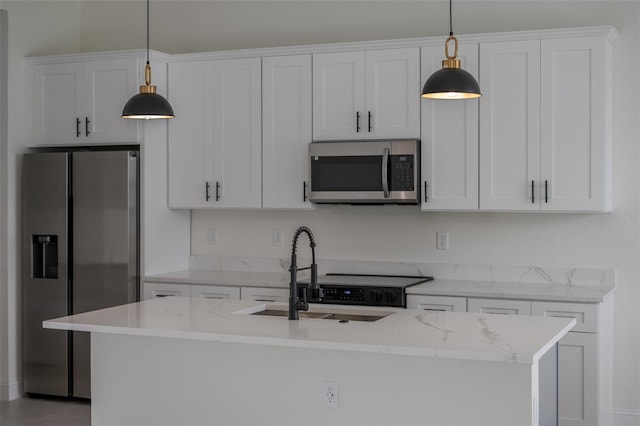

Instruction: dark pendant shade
[122,92,175,120]
[421,67,481,100]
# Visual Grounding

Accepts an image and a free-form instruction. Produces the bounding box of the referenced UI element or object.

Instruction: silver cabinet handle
[382,147,390,198]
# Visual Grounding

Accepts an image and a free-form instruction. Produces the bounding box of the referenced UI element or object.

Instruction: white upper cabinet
[212,58,262,208]
[421,43,479,211]
[479,40,541,211]
[168,61,214,208]
[540,37,611,212]
[168,58,262,209]
[262,55,313,209]
[480,35,612,212]
[313,48,420,140]
[32,58,141,145]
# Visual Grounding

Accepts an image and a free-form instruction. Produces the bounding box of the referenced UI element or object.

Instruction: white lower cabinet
[143,282,191,300]
[467,297,531,315]
[191,285,240,300]
[556,332,598,426]
[407,294,611,426]
[241,287,288,303]
[406,295,466,312]
[142,282,240,300]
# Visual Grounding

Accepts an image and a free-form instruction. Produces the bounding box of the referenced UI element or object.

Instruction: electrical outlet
[272,229,284,247]
[436,231,449,250]
[207,228,217,246]
[322,381,339,409]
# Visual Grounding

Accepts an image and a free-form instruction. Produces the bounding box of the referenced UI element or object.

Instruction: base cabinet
[407,294,611,426]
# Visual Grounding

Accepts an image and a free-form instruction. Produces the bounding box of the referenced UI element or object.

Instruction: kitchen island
[44,297,575,426]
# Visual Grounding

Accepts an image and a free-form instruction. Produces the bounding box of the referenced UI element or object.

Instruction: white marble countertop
[144,269,614,303]
[407,279,614,303]
[44,297,574,364]
[144,269,292,289]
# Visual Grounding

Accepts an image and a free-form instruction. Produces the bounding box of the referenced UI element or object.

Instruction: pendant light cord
[146,0,150,65]
[449,0,453,37]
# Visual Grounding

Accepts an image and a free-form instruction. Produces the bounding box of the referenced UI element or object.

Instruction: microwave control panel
[390,155,415,191]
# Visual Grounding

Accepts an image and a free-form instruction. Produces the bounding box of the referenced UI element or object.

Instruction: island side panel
[91,333,537,426]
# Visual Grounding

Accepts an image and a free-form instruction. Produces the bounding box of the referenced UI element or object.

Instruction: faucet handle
[310,263,318,288]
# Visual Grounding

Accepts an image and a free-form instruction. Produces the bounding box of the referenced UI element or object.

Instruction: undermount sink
[243,306,393,322]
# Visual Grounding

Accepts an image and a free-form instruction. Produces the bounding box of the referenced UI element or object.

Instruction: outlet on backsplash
[207,228,218,246]
[436,231,449,251]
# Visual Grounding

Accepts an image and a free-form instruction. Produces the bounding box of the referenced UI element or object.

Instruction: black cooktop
[312,273,433,288]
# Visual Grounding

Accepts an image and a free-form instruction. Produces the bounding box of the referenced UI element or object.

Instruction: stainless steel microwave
[309,139,420,204]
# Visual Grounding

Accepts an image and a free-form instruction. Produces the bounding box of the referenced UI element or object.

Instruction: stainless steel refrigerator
[22,150,139,398]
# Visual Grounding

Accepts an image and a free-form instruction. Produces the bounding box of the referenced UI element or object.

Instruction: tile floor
[0,396,91,426]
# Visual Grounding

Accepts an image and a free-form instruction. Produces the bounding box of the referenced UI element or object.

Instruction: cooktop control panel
[298,274,433,308]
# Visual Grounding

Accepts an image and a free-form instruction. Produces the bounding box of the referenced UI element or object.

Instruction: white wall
[0,0,82,400]
[1,0,638,419]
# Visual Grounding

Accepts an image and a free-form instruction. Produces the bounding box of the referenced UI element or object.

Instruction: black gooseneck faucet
[289,226,318,320]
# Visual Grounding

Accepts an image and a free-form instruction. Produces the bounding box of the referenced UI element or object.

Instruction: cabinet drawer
[191,285,240,300]
[532,301,598,333]
[143,282,190,300]
[468,298,532,315]
[406,295,467,312]
[241,287,288,303]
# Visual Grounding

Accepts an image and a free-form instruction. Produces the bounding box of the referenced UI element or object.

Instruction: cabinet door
[191,285,240,300]
[467,298,532,315]
[32,62,84,145]
[212,58,262,208]
[262,55,313,209]
[541,37,611,212]
[167,61,214,208]
[142,282,191,300]
[84,58,140,144]
[421,44,479,210]
[479,41,541,211]
[557,332,598,426]
[312,51,365,140]
[406,295,467,312]
[365,48,420,139]
[241,286,288,303]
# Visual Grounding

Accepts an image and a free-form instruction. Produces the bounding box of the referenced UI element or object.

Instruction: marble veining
[45,297,575,365]
[142,255,618,303]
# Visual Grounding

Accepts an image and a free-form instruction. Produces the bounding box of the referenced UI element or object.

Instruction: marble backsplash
[189,255,615,287]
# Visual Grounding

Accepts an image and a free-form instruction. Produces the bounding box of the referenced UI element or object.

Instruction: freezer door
[71,150,139,398]
[22,152,70,396]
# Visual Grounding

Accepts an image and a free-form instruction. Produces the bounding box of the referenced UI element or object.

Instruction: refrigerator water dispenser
[32,234,58,279]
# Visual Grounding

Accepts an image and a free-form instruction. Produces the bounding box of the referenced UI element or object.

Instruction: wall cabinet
[262,55,313,210]
[31,58,141,145]
[168,58,262,208]
[420,44,479,211]
[479,36,612,212]
[312,48,420,140]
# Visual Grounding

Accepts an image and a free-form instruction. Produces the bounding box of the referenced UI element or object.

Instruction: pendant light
[421,0,481,100]
[122,0,174,119]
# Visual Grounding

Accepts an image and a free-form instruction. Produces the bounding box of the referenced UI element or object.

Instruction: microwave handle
[382,147,390,198]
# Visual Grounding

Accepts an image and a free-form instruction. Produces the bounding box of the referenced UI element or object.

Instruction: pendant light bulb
[421,0,481,100]
[122,0,174,120]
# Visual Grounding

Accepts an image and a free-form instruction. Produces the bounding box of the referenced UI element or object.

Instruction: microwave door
[309,141,391,203]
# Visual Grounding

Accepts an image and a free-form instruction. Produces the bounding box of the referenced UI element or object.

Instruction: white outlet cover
[322,381,339,409]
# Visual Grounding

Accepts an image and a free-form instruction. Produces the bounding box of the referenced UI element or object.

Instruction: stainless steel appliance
[299,274,432,308]
[309,139,420,204]
[22,150,139,398]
